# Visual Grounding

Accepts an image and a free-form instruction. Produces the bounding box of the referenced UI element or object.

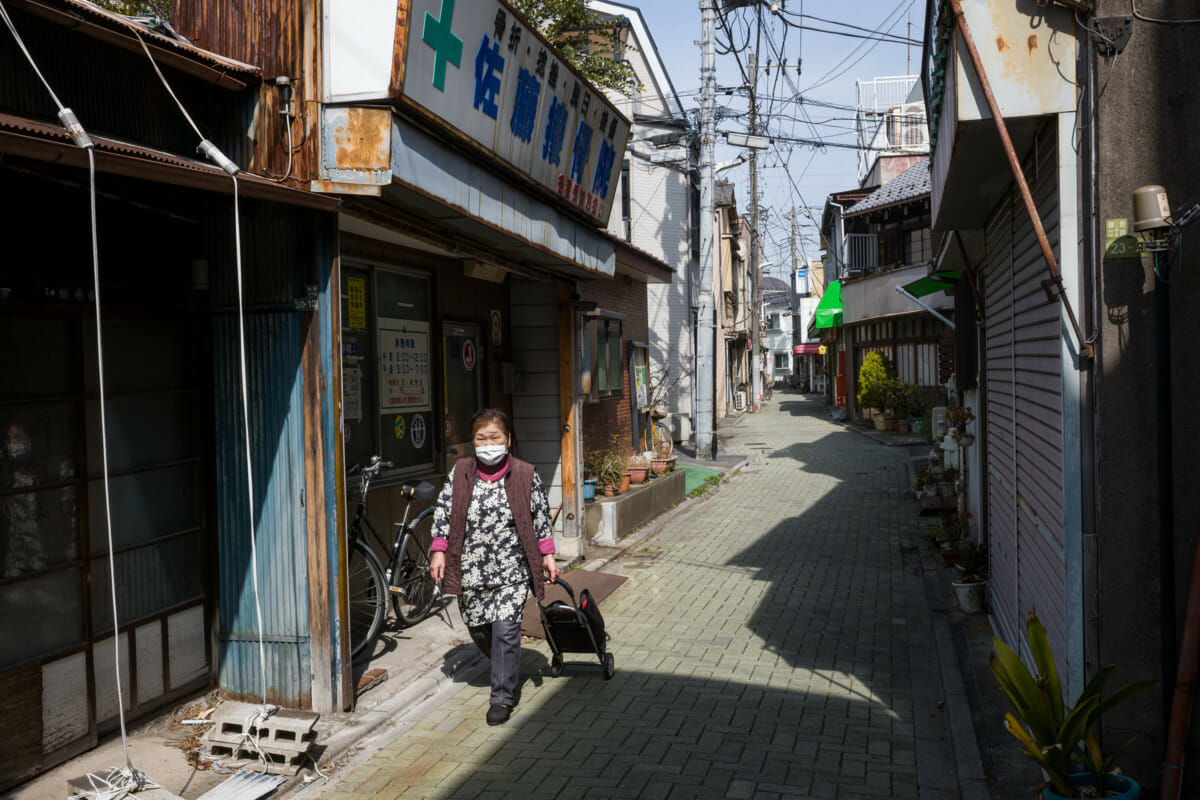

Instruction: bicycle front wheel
[391,508,438,626]
[347,538,387,660]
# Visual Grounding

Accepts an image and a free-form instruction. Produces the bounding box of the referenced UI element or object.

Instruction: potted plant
[856,352,896,430]
[951,540,987,614]
[947,405,976,447]
[628,453,650,484]
[991,612,1154,799]
[892,380,917,434]
[586,448,625,496]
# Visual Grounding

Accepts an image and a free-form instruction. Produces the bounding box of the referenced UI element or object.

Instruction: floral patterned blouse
[431,464,553,626]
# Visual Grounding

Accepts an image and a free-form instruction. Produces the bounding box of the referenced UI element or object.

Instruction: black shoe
[486,703,512,726]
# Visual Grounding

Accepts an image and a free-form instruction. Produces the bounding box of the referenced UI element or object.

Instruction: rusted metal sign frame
[947,0,1093,361]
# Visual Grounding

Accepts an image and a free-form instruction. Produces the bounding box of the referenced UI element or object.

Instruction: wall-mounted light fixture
[1133,184,1200,253]
[275,76,294,118]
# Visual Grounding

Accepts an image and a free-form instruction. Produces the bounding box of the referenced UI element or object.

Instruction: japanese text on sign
[404,0,628,223]
[379,326,431,411]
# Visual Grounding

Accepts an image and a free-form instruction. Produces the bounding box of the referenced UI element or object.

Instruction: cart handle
[551,577,576,604]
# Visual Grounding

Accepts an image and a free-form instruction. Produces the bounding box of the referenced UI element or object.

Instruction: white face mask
[6,443,30,459]
[475,444,508,465]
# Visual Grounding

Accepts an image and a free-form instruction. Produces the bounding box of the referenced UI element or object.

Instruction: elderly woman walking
[429,408,559,725]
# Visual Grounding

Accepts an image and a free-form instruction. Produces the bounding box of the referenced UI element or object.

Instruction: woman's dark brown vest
[441,456,546,601]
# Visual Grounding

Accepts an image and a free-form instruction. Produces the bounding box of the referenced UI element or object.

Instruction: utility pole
[748,45,762,414]
[694,0,717,459]
[790,211,800,380]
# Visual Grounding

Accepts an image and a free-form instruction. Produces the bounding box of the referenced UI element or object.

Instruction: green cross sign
[422,0,463,92]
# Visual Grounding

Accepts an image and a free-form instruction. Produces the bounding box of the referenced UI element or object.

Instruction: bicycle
[346,455,440,660]
[640,408,674,459]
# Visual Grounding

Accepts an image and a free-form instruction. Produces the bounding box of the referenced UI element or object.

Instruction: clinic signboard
[398,0,630,224]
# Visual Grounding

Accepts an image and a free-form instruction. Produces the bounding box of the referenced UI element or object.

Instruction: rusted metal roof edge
[0,114,339,212]
[11,0,259,89]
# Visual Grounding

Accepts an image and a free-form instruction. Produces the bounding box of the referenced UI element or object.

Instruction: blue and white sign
[401,0,630,223]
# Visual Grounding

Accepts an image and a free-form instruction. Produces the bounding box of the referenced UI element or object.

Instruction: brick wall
[577,274,648,462]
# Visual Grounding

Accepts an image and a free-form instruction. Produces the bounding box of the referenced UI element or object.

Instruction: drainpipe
[946,0,1094,362]
[830,201,846,279]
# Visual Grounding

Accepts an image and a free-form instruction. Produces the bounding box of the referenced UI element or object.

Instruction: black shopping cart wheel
[602,652,615,680]
[550,654,563,677]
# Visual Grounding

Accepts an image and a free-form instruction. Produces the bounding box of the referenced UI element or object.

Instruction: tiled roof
[845,158,930,217]
[761,276,790,293]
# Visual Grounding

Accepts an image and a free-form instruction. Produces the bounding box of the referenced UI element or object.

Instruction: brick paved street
[318,392,948,800]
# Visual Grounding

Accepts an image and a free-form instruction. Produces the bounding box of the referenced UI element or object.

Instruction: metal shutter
[982,125,1066,659]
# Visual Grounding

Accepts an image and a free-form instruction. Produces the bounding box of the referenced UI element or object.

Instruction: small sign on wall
[490,309,503,347]
[1104,218,1140,259]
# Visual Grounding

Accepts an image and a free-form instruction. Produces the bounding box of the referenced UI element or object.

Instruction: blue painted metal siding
[210,200,313,707]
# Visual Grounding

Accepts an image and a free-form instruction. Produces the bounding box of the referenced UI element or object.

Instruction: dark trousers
[469,620,521,706]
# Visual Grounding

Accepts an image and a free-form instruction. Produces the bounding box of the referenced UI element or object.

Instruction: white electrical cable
[132,21,272,710]
[0,1,63,108]
[230,173,272,708]
[0,2,148,791]
[1129,0,1200,24]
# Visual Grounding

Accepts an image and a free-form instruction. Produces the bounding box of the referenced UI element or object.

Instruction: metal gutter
[0,114,340,212]
[946,0,1094,361]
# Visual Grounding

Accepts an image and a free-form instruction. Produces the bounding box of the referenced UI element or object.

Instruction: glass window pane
[596,322,609,394]
[0,316,75,400]
[342,267,377,472]
[85,322,196,394]
[379,411,435,473]
[376,270,431,322]
[1,486,79,579]
[0,568,84,668]
[1,403,78,491]
[606,322,622,395]
[88,464,200,557]
[86,394,195,474]
[91,532,203,635]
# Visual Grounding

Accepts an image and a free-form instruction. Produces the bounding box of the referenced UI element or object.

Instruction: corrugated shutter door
[983,125,1066,659]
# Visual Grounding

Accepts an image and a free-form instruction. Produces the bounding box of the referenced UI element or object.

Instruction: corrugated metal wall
[509,278,566,521]
[983,124,1066,660]
[0,7,252,165]
[209,199,313,706]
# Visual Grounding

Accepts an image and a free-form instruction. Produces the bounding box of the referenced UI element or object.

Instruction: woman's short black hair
[469,408,512,439]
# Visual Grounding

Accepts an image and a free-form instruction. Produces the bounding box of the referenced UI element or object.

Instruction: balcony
[925,0,1077,231]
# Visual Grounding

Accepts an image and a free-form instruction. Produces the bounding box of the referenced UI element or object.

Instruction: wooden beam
[302,254,332,713]
[557,282,581,546]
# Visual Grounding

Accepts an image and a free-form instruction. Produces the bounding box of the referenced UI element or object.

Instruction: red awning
[793,344,822,355]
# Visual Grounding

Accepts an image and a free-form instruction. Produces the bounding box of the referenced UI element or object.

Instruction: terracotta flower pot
[603,484,615,497]
[629,467,648,483]
[651,459,668,475]
[619,473,631,493]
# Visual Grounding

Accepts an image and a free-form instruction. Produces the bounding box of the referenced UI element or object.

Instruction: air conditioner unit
[931,406,948,438]
[668,413,691,444]
[734,391,746,411]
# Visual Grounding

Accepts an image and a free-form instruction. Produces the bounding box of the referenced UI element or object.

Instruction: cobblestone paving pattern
[320,394,931,800]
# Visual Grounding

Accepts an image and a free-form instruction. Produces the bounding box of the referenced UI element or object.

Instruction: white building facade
[591,1,696,441]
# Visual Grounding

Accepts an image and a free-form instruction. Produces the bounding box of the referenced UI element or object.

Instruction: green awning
[901,269,963,298]
[813,280,843,329]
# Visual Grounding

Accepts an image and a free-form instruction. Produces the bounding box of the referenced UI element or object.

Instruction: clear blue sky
[626,0,924,279]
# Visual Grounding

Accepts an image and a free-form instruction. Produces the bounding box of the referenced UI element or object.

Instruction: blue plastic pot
[912,418,929,436]
[1042,773,1140,800]
[583,479,597,503]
